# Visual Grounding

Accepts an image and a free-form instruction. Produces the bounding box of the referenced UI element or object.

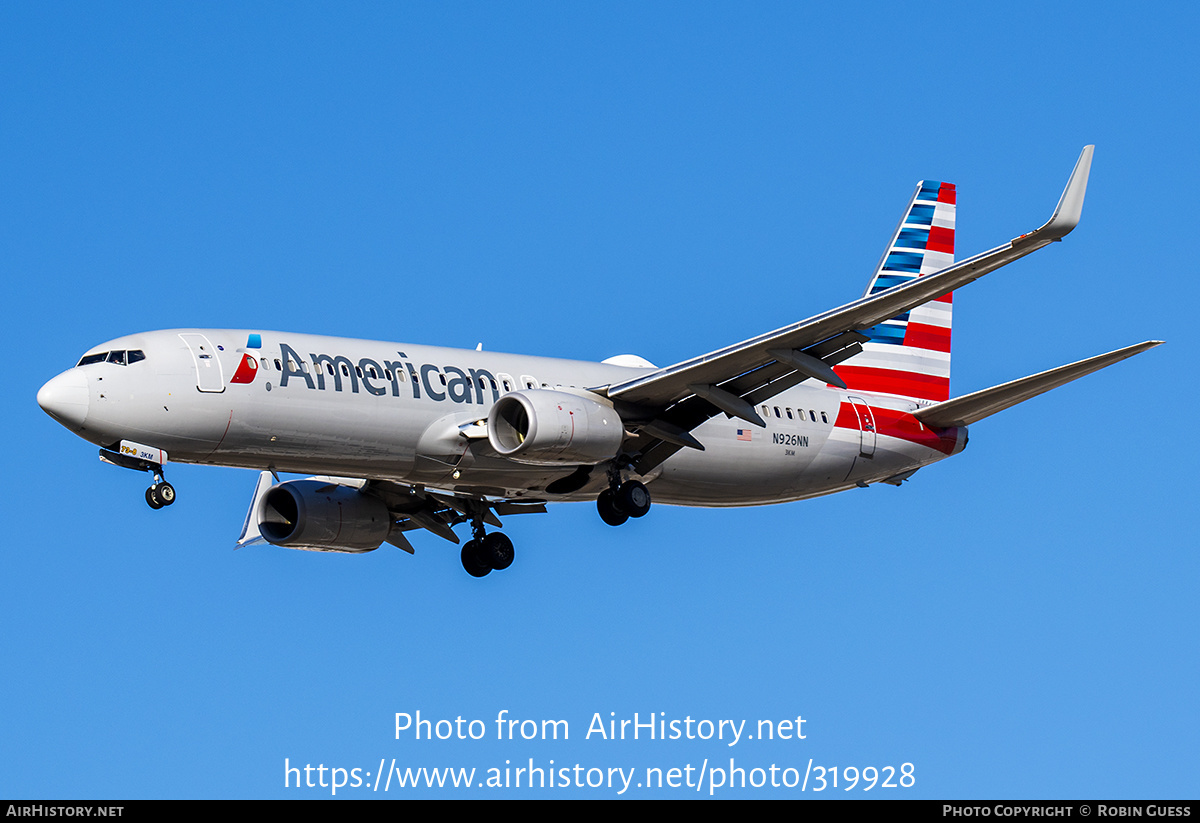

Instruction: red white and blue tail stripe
[834,180,956,402]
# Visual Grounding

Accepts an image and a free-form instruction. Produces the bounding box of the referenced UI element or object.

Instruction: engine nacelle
[257,480,392,553]
[487,389,624,466]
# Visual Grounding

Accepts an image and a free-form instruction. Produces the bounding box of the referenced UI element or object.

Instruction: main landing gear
[460,523,515,578]
[596,479,651,526]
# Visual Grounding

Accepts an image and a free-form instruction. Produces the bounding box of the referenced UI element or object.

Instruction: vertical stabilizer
[834,181,956,402]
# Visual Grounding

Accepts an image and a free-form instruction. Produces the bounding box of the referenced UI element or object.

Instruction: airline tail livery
[37,146,1161,577]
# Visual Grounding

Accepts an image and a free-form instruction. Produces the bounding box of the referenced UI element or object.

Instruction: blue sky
[3,3,1195,799]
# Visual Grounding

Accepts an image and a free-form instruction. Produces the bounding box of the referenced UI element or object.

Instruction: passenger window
[260,358,270,370]
[785,408,793,420]
[774,407,781,418]
[809,410,817,422]
[341,364,350,377]
[820,412,828,424]
[274,359,282,370]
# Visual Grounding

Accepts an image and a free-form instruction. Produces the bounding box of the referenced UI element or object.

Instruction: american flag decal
[736,429,752,441]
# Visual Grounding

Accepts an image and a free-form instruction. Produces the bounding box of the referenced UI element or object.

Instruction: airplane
[36,146,1161,577]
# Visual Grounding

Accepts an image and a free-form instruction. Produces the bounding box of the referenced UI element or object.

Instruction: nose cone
[38,369,90,431]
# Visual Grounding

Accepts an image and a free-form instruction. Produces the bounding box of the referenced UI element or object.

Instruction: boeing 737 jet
[37,146,1160,577]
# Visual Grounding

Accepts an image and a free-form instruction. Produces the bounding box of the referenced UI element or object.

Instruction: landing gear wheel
[617,480,651,518]
[461,539,491,577]
[155,482,176,506]
[145,486,164,509]
[482,532,514,571]
[597,489,629,526]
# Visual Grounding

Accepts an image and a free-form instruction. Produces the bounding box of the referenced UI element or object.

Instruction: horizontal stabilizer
[914,340,1162,429]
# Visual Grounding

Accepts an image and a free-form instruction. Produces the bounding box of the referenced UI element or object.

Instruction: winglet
[1014,145,1094,246]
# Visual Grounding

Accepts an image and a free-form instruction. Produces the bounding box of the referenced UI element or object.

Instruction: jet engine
[487,389,624,466]
[257,480,392,552]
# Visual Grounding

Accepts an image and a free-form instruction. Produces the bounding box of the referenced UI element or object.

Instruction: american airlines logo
[275,342,502,406]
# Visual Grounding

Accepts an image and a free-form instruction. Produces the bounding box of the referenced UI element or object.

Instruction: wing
[236,472,547,553]
[372,480,547,550]
[596,146,1096,473]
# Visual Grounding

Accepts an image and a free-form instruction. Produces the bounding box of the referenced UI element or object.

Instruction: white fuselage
[39,329,967,507]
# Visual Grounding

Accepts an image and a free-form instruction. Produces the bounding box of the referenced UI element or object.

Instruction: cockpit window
[76,349,146,367]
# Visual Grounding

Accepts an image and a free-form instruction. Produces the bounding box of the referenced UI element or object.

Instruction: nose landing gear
[145,477,176,509]
[98,444,177,510]
[143,462,176,509]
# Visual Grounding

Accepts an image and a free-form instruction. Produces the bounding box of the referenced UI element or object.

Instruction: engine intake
[487,390,623,466]
[258,480,392,552]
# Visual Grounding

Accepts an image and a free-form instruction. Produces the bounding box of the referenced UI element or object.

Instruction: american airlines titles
[276,343,502,406]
